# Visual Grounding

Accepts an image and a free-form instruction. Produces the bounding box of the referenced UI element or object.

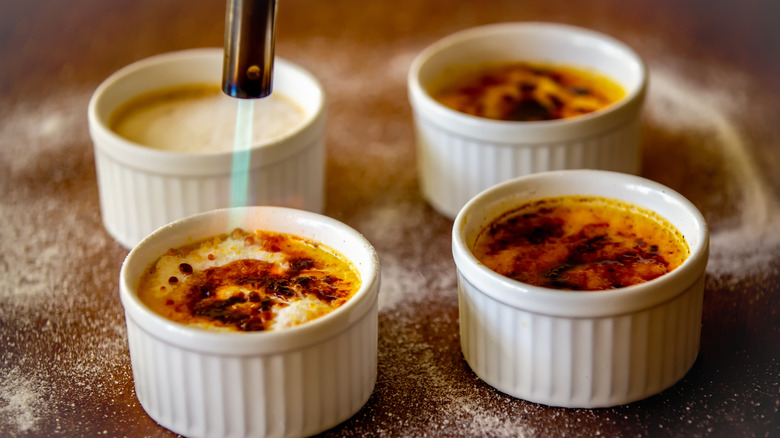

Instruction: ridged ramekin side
[125,298,377,438]
[414,116,641,219]
[94,137,324,249]
[457,272,703,408]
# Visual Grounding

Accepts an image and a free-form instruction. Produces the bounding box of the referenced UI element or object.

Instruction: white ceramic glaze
[408,22,647,219]
[89,48,326,249]
[120,206,380,438]
[452,170,708,408]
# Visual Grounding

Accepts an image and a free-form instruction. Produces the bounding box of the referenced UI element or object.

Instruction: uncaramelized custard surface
[472,196,689,290]
[137,228,361,332]
[109,84,305,153]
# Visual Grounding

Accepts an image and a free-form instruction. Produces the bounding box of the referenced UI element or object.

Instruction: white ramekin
[408,22,647,219]
[119,206,380,438]
[452,170,708,408]
[89,48,326,249]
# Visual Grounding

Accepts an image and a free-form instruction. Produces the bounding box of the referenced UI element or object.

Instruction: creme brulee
[472,196,689,291]
[431,62,624,121]
[110,84,305,153]
[137,228,361,332]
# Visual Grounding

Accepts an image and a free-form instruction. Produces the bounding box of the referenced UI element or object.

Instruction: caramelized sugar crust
[472,196,689,291]
[138,228,361,331]
[432,62,625,121]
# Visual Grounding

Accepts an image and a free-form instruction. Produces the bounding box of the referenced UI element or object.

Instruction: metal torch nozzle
[222,0,278,99]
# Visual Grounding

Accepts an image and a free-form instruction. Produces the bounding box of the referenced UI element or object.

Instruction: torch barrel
[222,0,277,99]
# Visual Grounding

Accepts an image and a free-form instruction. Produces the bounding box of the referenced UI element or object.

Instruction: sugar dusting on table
[0,368,44,433]
[644,63,780,283]
[0,90,134,435]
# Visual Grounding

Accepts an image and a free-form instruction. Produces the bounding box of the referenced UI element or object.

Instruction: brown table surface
[2,0,779,436]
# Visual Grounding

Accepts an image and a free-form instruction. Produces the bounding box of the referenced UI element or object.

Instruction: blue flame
[230,98,254,208]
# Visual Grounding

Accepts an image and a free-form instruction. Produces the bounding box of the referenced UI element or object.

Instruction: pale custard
[110,84,305,153]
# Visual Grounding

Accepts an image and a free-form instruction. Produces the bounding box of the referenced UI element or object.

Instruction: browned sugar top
[137,228,361,332]
[472,196,689,291]
[431,62,625,121]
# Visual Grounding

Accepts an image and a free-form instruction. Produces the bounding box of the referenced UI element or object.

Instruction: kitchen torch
[222,0,278,99]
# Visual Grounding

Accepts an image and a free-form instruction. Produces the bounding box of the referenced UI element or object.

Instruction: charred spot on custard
[178,258,352,331]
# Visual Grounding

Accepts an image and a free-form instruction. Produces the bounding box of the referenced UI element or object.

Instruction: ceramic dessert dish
[408,22,647,219]
[88,48,326,249]
[119,206,380,438]
[452,170,709,408]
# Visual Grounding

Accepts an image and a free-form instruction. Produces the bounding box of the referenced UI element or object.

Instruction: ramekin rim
[118,206,380,354]
[407,21,649,139]
[87,48,326,162]
[451,169,710,316]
